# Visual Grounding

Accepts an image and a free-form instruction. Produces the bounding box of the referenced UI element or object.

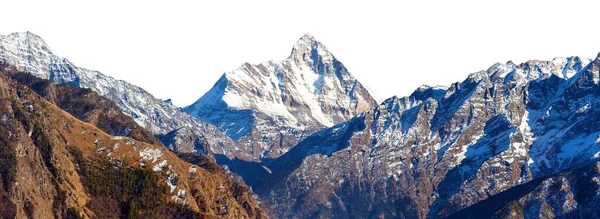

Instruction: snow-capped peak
[1,31,52,52]
[0,32,59,81]
[185,34,378,159]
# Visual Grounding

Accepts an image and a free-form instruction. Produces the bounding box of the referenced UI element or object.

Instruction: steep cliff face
[185,34,379,159]
[0,31,244,159]
[0,71,265,218]
[227,55,600,218]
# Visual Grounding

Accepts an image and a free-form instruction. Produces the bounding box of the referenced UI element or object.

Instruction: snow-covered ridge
[467,56,591,83]
[0,31,247,160]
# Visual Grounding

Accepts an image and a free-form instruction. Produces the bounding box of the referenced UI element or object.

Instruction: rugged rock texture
[185,34,379,159]
[227,55,600,218]
[0,71,265,218]
[0,31,244,159]
[449,161,600,218]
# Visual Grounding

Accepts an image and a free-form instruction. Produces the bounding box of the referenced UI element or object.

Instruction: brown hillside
[0,68,265,218]
[0,61,161,146]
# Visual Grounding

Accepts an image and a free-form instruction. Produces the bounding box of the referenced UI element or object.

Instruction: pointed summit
[295,33,318,46]
[289,33,335,67]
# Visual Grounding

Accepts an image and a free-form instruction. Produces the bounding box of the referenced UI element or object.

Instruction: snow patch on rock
[153,160,168,172]
[139,148,164,163]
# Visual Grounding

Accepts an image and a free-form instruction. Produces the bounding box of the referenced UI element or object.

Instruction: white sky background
[1,0,599,106]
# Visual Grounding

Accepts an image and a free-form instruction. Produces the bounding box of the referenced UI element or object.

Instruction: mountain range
[2,31,600,218]
[239,55,600,218]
